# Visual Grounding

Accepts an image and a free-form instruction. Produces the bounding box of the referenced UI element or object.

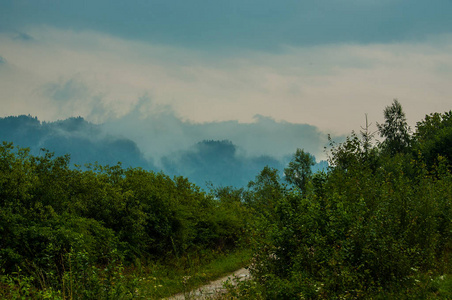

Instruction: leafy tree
[284,148,315,194]
[247,166,283,216]
[377,99,411,155]
[414,110,452,169]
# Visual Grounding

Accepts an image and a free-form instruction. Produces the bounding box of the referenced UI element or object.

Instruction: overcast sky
[1,1,451,154]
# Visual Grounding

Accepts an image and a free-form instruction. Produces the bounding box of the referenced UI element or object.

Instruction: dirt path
[164,268,250,300]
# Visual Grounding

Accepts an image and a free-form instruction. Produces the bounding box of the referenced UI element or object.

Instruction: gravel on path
[164,268,250,300]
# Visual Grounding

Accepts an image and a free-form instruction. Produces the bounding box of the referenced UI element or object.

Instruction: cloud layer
[2,1,452,50]
[103,98,334,161]
[1,28,451,136]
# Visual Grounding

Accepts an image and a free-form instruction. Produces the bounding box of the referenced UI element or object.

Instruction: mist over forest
[0,114,332,189]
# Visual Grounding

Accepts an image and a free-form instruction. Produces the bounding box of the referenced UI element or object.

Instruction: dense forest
[1,100,451,299]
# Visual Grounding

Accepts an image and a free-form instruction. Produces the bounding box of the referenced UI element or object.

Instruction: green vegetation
[225,100,452,299]
[1,100,451,299]
[0,143,251,299]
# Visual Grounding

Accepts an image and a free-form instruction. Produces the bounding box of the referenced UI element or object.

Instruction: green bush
[241,108,452,298]
[0,141,250,297]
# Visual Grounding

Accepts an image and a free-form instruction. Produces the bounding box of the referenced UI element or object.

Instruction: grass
[129,247,252,299]
[0,248,252,299]
[2,250,450,299]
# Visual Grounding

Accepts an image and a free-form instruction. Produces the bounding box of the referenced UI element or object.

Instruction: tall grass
[0,248,252,299]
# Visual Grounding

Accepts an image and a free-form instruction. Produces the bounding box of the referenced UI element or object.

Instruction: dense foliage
[0,144,249,298]
[231,102,452,299]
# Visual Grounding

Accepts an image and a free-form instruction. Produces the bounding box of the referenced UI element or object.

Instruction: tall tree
[377,99,411,155]
[414,110,452,169]
[284,148,315,194]
[247,166,283,214]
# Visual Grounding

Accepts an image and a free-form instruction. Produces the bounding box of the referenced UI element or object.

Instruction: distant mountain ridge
[0,115,151,170]
[1,115,328,189]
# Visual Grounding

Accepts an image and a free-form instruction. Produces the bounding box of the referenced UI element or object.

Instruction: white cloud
[0,28,451,137]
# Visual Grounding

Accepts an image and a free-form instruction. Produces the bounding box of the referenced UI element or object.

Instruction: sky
[1,0,452,163]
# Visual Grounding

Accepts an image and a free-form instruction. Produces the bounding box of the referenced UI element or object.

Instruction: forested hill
[0,115,328,189]
[0,115,151,169]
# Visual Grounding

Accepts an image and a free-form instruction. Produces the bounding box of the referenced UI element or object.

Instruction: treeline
[0,144,250,298]
[228,100,452,298]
